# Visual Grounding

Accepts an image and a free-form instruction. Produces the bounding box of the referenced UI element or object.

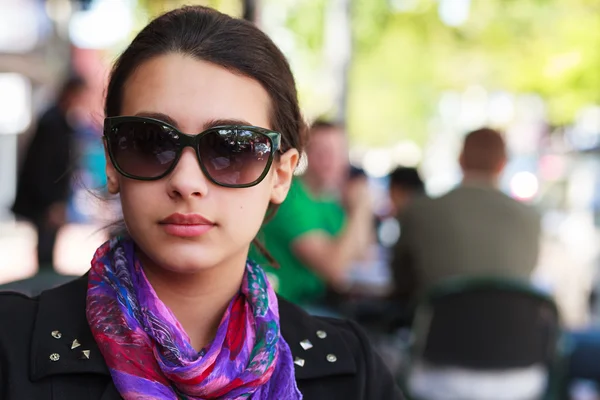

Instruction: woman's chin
[134,231,248,275]
[153,253,220,274]
[136,242,218,274]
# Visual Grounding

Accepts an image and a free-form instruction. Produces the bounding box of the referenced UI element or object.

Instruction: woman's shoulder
[278,297,405,399]
[278,296,381,367]
[0,275,87,326]
[0,290,39,339]
[278,297,361,373]
[0,288,37,306]
[0,276,90,363]
[0,276,109,400]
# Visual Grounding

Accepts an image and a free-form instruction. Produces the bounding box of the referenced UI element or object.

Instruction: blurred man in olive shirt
[392,128,541,301]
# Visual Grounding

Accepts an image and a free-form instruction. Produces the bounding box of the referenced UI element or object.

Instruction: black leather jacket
[0,276,404,399]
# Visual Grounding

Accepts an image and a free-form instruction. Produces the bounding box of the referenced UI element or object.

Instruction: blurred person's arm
[291,178,374,285]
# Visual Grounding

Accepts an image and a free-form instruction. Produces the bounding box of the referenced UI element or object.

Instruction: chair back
[411,277,560,370]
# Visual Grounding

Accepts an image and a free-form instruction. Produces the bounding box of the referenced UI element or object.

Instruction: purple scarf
[86,237,302,399]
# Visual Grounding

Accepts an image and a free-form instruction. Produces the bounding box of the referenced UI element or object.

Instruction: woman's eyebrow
[204,118,255,129]
[134,112,179,128]
[132,114,256,131]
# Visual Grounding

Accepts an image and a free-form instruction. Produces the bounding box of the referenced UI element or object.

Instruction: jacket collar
[30,275,107,381]
[279,297,356,379]
[30,274,356,383]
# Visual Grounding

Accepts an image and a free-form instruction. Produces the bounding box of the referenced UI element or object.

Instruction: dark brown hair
[106,6,306,152]
[461,127,507,173]
[389,167,425,193]
[105,6,307,264]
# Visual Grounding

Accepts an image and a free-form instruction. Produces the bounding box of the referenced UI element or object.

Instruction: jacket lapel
[28,274,355,397]
[100,382,122,400]
[29,274,115,397]
[278,296,357,380]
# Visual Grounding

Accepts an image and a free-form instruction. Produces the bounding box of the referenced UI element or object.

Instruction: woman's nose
[166,147,209,199]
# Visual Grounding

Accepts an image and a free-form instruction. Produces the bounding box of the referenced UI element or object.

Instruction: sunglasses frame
[103,116,282,188]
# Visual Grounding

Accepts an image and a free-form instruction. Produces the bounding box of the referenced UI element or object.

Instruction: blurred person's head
[57,75,88,112]
[304,120,349,193]
[103,6,304,276]
[459,127,507,184]
[389,167,425,216]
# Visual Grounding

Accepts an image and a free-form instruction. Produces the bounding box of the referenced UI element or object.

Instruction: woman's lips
[159,213,215,237]
[161,223,214,237]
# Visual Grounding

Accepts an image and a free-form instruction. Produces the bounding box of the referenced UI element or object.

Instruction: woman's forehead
[121,53,272,132]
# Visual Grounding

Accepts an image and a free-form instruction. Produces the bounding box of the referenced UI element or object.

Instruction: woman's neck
[140,251,246,351]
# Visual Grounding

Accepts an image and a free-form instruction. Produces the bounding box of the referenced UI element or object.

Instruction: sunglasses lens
[108,120,178,178]
[198,128,273,186]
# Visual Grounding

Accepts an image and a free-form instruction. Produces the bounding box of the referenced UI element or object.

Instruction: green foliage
[285,0,328,51]
[346,0,600,146]
[134,0,600,147]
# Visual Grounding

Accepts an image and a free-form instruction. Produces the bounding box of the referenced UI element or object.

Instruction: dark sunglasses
[103,116,281,188]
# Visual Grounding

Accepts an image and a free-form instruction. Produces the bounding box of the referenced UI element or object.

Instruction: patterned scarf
[86,237,302,399]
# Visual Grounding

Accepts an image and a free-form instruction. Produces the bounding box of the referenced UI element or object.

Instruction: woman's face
[106,53,298,274]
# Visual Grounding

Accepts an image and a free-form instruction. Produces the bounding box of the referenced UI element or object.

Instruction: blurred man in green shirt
[250,121,374,306]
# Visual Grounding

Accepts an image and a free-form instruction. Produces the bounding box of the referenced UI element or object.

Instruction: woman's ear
[270,149,299,205]
[104,143,120,195]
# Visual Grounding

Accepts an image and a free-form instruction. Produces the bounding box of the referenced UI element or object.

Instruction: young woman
[0,6,403,399]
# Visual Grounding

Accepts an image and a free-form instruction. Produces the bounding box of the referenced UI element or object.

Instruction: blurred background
[0,0,599,397]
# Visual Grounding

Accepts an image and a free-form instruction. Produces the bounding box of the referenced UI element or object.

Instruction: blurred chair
[403,277,568,400]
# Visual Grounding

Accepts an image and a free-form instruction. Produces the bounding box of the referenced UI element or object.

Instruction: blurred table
[343,245,393,298]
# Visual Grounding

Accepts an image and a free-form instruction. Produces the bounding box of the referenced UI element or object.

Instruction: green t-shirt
[249,178,346,305]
